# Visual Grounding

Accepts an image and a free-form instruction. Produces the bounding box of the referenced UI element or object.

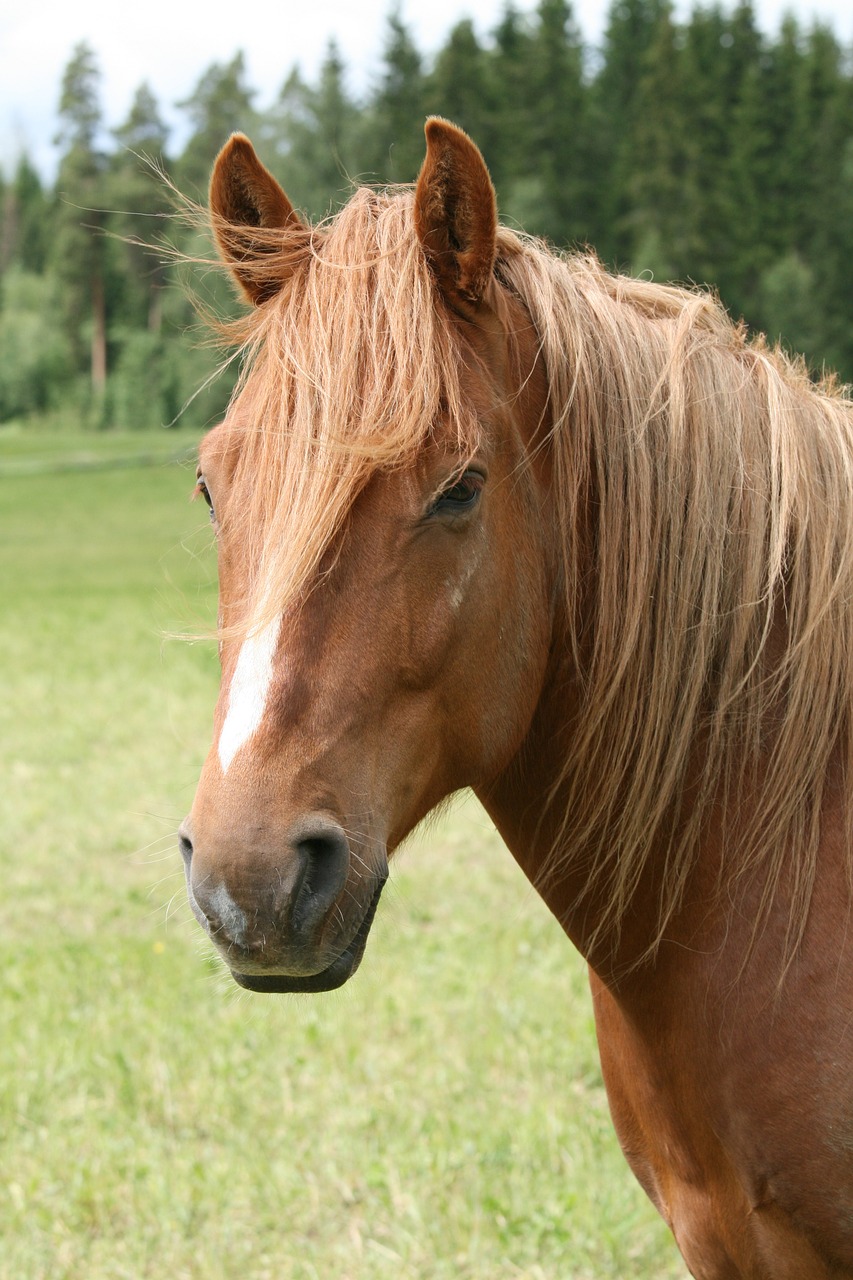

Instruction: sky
[2,0,853,178]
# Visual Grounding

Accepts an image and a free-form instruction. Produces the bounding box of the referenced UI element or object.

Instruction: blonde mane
[212,186,853,956]
[211,187,482,625]
[496,236,853,957]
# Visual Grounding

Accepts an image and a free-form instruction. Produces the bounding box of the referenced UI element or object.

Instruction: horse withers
[180,119,853,1278]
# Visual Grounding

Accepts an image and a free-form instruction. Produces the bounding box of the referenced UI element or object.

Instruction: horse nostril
[299,831,348,863]
[291,820,350,933]
[178,826,194,872]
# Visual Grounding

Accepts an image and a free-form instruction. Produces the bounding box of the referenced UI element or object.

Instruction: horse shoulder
[590,797,853,1278]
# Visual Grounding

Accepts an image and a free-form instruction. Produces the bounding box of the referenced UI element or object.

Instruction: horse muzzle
[178,814,388,993]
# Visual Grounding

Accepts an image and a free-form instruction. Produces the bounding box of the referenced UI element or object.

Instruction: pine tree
[362,8,427,183]
[113,82,169,162]
[52,41,109,399]
[677,4,760,295]
[588,0,669,263]
[805,45,853,378]
[0,169,7,271]
[426,20,496,164]
[6,0,853,428]
[798,23,846,255]
[177,52,258,194]
[525,0,588,244]
[486,0,587,245]
[1,155,49,274]
[264,41,360,216]
[727,17,806,317]
[108,83,172,335]
[628,3,691,277]
[487,3,536,196]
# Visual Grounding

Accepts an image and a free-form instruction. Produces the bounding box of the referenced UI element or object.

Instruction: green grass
[0,422,198,474]
[0,431,686,1279]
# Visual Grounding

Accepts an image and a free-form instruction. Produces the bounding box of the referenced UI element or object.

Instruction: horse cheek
[445,544,550,783]
[488,559,551,772]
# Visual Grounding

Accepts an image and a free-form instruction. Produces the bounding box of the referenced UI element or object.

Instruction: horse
[179,118,853,1278]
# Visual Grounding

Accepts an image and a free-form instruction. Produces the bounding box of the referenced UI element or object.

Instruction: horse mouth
[230,875,386,994]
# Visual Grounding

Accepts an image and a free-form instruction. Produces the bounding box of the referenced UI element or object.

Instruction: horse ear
[414,118,497,309]
[209,134,305,305]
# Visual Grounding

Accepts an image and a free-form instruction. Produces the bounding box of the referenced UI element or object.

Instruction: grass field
[0,427,686,1279]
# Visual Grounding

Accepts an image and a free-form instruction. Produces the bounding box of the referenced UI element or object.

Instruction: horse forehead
[198,417,243,479]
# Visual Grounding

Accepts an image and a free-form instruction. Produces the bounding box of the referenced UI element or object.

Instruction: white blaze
[446,549,481,615]
[218,614,282,774]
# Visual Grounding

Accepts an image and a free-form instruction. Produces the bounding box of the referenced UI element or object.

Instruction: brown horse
[180,119,853,1278]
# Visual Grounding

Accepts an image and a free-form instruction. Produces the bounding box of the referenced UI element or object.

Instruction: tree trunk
[91,267,107,394]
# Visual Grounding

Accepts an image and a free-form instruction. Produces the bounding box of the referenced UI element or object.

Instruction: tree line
[2,0,852,431]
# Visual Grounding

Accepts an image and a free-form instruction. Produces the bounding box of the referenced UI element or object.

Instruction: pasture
[0,428,684,1278]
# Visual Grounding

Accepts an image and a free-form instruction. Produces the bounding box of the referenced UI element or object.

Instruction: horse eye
[430,471,484,516]
[196,474,216,522]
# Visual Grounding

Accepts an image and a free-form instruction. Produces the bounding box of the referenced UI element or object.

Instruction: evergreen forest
[3,0,853,432]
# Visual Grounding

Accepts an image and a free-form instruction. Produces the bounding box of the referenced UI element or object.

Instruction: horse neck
[475,633,723,981]
[479,639,850,990]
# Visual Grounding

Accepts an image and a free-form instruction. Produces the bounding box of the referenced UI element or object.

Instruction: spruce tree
[629,3,691,278]
[525,0,587,245]
[177,52,258,194]
[363,8,427,183]
[589,0,668,263]
[806,50,853,378]
[488,4,536,197]
[677,5,759,295]
[1,155,49,275]
[265,41,359,217]
[52,41,109,399]
[426,20,496,165]
[108,83,172,335]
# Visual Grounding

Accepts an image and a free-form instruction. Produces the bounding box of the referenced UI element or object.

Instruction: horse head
[180,122,555,992]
